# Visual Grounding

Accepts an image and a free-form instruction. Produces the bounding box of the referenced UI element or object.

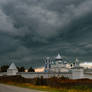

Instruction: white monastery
[0,53,92,79]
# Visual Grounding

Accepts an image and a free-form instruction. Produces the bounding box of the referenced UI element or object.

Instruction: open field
[0,75,92,92]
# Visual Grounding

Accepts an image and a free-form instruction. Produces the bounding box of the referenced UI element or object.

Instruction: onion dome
[55,53,63,60]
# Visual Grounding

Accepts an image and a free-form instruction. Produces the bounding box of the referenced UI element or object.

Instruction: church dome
[55,53,62,60]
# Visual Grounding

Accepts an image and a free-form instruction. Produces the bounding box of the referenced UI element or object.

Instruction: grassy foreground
[2,82,91,92]
[0,76,92,92]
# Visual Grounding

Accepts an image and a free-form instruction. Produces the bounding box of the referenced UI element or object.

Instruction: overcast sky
[0,0,92,67]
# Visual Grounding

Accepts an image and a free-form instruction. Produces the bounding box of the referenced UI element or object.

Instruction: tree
[17,66,25,72]
[0,65,9,72]
[28,67,35,72]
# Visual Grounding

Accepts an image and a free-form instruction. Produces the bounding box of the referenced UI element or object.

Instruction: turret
[44,57,51,72]
[72,67,84,79]
[72,58,84,79]
[75,58,79,67]
[7,62,18,76]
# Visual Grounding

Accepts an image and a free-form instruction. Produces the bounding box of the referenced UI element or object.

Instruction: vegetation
[0,75,92,92]
[0,65,35,72]
[28,67,35,72]
[0,65,9,72]
[17,67,25,72]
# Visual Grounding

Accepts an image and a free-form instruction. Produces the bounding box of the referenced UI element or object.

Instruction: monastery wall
[18,72,72,79]
[84,73,92,79]
[1,72,92,79]
[0,72,6,76]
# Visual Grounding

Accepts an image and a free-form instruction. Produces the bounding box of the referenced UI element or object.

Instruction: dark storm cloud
[0,0,92,67]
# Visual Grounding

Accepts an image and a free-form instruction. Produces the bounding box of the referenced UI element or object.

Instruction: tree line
[0,65,35,72]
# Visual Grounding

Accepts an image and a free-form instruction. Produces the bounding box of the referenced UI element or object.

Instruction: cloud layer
[0,0,92,67]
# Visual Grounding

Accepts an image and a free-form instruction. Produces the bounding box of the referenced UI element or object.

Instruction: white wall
[0,72,6,76]
[1,71,92,79]
[18,72,72,79]
[84,73,92,79]
[7,69,18,76]
[72,68,84,79]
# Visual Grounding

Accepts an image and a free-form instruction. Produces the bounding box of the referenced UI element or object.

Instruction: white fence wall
[1,72,92,79]
[0,72,6,76]
[84,73,92,79]
[18,72,72,79]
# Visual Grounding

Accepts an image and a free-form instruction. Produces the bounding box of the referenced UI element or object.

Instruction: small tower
[75,58,79,67]
[44,57,51,72]
[72,58,84,79]
[7,62,18,76]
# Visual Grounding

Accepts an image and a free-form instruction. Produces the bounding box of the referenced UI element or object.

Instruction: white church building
[44,54,70,73]
[1,54,92,79]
